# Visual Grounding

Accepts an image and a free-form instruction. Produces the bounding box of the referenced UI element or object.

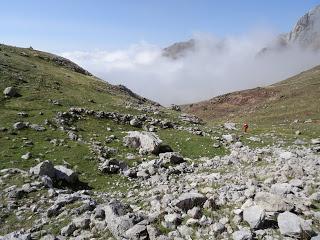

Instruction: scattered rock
[21,152,32,160]
[3,87,19,97]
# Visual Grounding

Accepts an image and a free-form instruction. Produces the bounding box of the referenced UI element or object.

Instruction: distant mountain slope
[162,39,195,59]
[182,65,320,122]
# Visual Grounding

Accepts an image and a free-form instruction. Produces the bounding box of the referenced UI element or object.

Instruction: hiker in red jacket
[243,123,249,133]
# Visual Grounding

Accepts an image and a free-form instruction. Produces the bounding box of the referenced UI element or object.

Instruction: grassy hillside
[182,65,320,142]
[0,44,225,192]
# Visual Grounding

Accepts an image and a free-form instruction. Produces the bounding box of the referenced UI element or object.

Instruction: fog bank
[62,32,320,105]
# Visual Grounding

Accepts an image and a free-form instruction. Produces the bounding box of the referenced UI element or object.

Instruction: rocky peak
[286,5,320,49]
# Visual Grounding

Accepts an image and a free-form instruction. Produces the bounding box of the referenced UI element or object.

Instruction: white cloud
[61,32,320,105]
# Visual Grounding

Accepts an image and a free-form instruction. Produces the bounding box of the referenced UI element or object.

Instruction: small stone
[21,152,32,160]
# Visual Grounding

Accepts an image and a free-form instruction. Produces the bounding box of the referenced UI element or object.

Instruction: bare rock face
[260,5,320,55]
[286,5,320,49]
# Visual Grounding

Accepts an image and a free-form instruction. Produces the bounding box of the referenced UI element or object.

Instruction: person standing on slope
[243,123,249,133]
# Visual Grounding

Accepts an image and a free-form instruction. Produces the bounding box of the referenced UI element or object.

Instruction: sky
[1,0,319,51]
[2,1,320,105]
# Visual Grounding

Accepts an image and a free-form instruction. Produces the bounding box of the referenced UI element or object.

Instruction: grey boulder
[54,165,78,184]
[175,192,207,211]
[243,205,266,229]
[277,211,314,238]
[30,160,56,178]
[123,131,163,154]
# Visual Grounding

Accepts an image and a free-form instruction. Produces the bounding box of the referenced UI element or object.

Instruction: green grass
[158,129,227,159]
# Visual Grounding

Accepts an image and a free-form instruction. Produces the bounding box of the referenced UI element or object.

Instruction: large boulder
[123,131,163,154]
[277,211,314,238]
[243,205,266,229]
[54,165,78,184]
[3,87,19,97]
[29,161,55,178]
[30,161,78,185]
[175,192,207,211]
[254,192,293,212]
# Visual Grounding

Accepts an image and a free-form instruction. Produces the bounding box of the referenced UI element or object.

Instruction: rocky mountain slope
[0,44,320,240]
[259,5,320,55]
